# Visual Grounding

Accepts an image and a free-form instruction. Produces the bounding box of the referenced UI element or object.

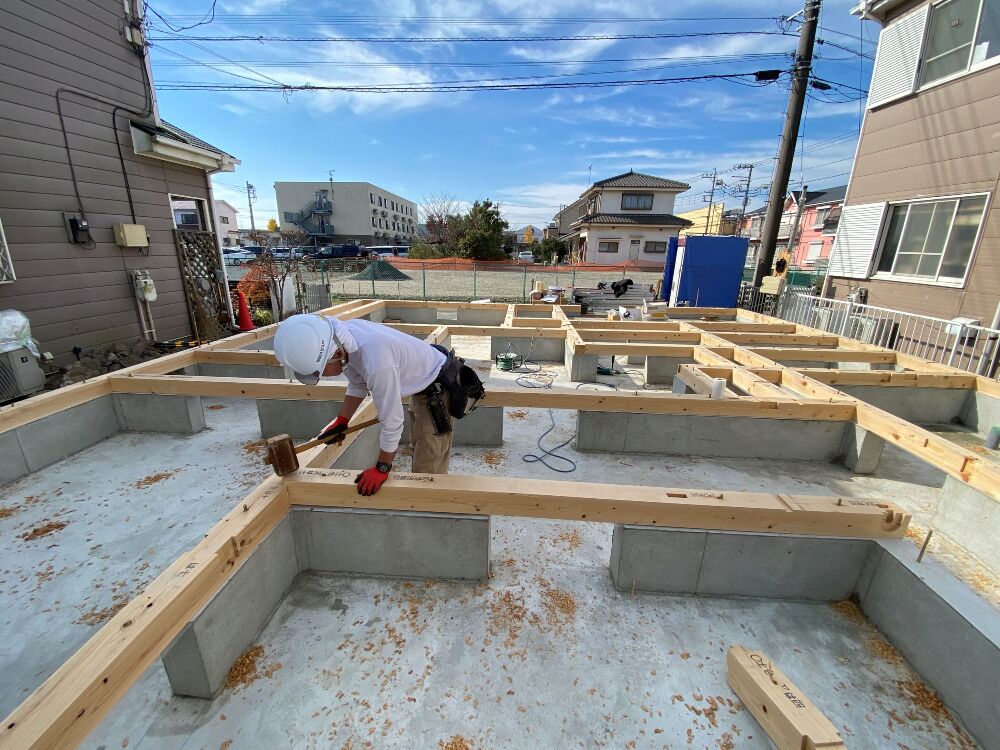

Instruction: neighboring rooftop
[591,170,690,191]
[576,212,693,226]
[131,119,234,158]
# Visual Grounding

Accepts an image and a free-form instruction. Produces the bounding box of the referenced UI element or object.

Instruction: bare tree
[237,228,311,320]
[420,193,461,246]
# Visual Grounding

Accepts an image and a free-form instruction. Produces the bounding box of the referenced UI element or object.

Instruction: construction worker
[272,313,458,496]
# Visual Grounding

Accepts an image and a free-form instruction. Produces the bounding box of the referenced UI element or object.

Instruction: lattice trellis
[174,230,230,341]
[0,216,15,284]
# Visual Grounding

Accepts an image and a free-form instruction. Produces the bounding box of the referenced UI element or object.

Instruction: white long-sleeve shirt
[339,319,446,452]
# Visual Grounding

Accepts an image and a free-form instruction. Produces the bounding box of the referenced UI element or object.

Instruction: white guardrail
[774,292,1000,378]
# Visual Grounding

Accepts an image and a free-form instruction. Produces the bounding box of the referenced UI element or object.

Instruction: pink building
[740,186,846,269]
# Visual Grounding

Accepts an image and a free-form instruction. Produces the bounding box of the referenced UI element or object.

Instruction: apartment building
[274,181,417,247]
[825,0,1000,326]
[559,171,692,265]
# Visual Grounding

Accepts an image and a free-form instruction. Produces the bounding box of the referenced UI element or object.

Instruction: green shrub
[408,242,446,259]
[251,307,273,326]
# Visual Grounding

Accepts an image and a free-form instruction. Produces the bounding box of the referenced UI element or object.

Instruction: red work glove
[355,465,390,496]
[317,415,349,444]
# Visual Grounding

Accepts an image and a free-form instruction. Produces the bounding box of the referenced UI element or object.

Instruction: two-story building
[559,171,692,265]
[739,186,846,269]
[825,0,1000,326]
[213,200,240,247]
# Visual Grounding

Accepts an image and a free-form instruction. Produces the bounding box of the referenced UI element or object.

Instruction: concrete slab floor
[0,397,272,717]
[0,333,994,749]
[86,516,980,749]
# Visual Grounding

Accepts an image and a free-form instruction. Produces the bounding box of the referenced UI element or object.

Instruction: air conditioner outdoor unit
[0,347,45,404]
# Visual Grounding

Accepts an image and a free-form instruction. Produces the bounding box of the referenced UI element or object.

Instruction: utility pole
[733,163,755,236]
[786,185,809,254]
[701,168,718,235]
[752,0,821,287]
[246,181,257,232]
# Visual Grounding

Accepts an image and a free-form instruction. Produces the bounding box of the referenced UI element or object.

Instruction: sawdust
[896,678,977,747]
[506,410,528,420]
[242,439,267,458]
[868,633,904,665]
[439,737,472,750]
[541,587,577,627]
[220,741,233,750]
[482,450,507,467]
[76,601,128,626]
[225,644,265,691]
[21,521,66,541]
[556,528,582,552]
[0,506,19,520]
[830,599,866,625]
[206,404,226,410]
[488,590,527,647]
[717,733,735,750]
[135,471,175,489]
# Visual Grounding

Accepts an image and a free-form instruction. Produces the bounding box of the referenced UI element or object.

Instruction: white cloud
[370,138,383,145]
[220,103,252,116]
[492,181,589,226]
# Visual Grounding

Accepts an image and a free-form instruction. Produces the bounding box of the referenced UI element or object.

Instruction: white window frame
[812,206,830,230]
[918,0,1000,92]
[621,193,654,211]
[0,216,15,283]
[644,240,667,254]
[871,191,990,288]
[805,240,824,263]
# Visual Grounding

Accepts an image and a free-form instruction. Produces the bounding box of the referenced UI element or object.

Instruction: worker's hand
[355,465,390,496]
[317,416,350,444]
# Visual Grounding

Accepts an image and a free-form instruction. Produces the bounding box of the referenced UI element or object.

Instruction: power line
[153,14,785,26]
[156,70,777,93]
[147,29,797,43]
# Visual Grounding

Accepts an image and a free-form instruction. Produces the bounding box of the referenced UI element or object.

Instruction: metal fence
[775,292,1000,377]
[303,258,664,304]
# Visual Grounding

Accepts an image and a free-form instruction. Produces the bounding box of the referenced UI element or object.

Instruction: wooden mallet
[265,418,380,476]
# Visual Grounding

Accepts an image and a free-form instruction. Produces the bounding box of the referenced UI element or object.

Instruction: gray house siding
[0,0,218,363]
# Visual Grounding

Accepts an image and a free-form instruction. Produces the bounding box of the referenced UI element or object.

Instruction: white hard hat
[273,314,336,384]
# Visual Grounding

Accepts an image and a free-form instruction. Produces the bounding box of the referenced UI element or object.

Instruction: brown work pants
[408,391,454,474]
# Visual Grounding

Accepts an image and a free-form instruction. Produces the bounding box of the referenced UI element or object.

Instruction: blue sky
[145,0,878,230]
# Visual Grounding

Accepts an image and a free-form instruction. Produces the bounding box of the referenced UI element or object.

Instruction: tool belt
[418,344,486,434]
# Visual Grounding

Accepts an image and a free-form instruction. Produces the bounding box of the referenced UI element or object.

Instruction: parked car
[517,250,536,263]
[306,244,370,261]
[224,249,257,266]
[367,245,409,259]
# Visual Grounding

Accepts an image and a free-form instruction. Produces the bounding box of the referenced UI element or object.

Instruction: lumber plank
[576,340,701,356]
[748,348,897,364]
[0,377,112,432]
[797,370,976,389]
[855,402,1000,504]
[675,364,731,397]
[0,480,289,750]
[727,646,846,750]
[195,350,279,367]
[688,321,798,333]
[283,470,909,538]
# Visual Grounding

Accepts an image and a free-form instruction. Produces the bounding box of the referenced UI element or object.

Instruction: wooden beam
[0,479,289,750]
[727,646,846,750]
[283,469,909,538]
[576,330,702,342]
[855,402,1000,504]
[576,341,702,356]
[195,350,279,367]
[692,347,736,367]
[511,317,562,327]
[779,371,854,402]
[675,364,732,397]
[715,333,841,347]
[797,370,976,389]
[573,320,681,331]
[688,321,798,333]
[0,377,112,433]
[730,368,797,401]
[748,347,897,364]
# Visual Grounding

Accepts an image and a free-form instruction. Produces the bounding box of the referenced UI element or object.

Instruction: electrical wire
[147,30,797,43]
[521,409,577,473]
[152,14,784,26]
[145,0,217,32]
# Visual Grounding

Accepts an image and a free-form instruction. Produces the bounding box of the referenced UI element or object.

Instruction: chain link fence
[301,258,664,305]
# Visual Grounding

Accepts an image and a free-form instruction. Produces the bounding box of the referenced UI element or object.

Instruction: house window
[920,0,1000,86]
[874,195,988,282]
[621,193,653,210]
[220,216,230,224]
[598,241,619,253]
[379,197,383,207]
[812,207,829,229]
[645,241,667,253]
[806,241,824,263]
[370,192,374,204]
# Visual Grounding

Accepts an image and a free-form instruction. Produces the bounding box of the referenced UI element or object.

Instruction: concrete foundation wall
[960,390,1000,438]
[610,526,870,600]
[490,336,565,363]
[402,405,503,447]
[330,423,385,469]
[644,357,687,385]
[195,363,285,379]
[839,424,886,474]
[839,385,968,425]
[576,411,846,460]
[161,516,301,699]
[113,393,206,434]
[257,399,343,439]
[857,540,1000,750]
[240,337,273,351]
[383,307,505,326]
[2,395,120,486]
[565,340,597,382]
[934,476,1000,572]
[292,506,490,580]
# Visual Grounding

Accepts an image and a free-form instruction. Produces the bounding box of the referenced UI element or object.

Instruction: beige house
[826,0,1000,326]
[0,0,238,363]
[559,171,692,265]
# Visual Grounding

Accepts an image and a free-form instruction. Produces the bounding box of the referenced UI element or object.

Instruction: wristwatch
[376,461,393,473]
